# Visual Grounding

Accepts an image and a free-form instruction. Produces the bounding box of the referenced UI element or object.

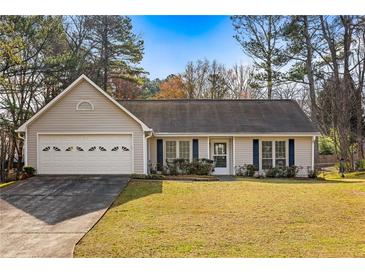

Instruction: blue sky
[131,16,250,79]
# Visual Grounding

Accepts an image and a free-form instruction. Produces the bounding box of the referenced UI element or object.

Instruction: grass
[0,181,16,188]
[74,176,365,258]
[319,168,365,182]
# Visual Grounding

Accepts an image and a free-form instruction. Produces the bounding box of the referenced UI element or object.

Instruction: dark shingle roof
[119,99,318,133]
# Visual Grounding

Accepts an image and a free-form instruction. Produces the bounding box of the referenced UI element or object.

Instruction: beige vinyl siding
[234,136,312,177]
[235,137,253,167]
[27,79,144,173]
[295,137,312,176]
[198,137,208,159]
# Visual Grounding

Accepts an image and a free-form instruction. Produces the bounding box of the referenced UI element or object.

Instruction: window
[262,141,273,169]
[213,143,227,168]
[179,141,190,160]
[275,141,286,167]
[76,100,94,111]
[166,141,176,161]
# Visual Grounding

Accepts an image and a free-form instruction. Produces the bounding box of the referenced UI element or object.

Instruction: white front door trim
[210,138,230,175]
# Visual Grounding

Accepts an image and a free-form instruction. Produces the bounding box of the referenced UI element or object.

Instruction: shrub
[23,166,36,176]
[165,160,178,175]
[161,158,214,176]
[245,164,257,177]
[285,166,299,178]
[174,158,190,175]
[131,173,165,180]
[235,165,246,176]
[191,158,214,175]
[265,166,299,178]
[235,164,257,177]
[355,159,365,171]
[319,136,335,155]
[148,161,157,174]
[265,167,282,178]
[307,167,318,179]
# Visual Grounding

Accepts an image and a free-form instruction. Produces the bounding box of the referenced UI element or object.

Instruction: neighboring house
[17,75,320,176]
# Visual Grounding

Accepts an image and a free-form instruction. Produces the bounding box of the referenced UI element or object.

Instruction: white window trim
[275,140,287,167]
[178,140,190,160]
[163,139,193,164]
[76,100,94,111]
[165,140,177,161]
[259,139,288,170]
[261,140,274,170]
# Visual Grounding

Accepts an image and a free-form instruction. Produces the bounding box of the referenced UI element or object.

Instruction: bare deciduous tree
[225,64,253,99]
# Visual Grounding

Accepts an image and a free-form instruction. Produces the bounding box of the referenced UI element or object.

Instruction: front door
[212,141,229,175]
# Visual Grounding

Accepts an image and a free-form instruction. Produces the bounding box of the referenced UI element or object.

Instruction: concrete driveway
[0,175,128,258]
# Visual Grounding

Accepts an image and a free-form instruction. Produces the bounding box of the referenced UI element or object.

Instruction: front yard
[74,176,365,257]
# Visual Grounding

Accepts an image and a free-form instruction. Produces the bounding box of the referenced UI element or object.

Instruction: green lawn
[74,177,365,258]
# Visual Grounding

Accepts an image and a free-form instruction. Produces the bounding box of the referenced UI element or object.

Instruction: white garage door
[38,134,132,174]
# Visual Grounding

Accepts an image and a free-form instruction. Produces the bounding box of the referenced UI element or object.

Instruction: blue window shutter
[193,139,199,160]
[253,139,259,169]
[289,139,295,166]
[157,139,163,171]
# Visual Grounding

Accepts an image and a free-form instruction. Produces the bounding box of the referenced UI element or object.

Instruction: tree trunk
[102,16,109,91]
[303,16,318,127]
[267,67,273,99]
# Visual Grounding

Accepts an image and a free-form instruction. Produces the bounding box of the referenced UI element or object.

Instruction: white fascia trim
[16,74,152,132]
[36,131,135,135]
[154,132,321,137]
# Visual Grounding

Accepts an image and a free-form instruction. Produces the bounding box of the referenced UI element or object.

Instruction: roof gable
[17,75,151,132]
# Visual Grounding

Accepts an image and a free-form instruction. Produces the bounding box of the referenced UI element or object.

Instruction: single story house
[16,75,320,176]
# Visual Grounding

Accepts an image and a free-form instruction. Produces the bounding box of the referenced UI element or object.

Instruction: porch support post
[143,135,147,174]
[207,136,210,159]
[232,137,236,175]
[311,136,315,170]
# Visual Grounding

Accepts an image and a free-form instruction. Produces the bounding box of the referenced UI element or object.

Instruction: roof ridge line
[118,99,295,102]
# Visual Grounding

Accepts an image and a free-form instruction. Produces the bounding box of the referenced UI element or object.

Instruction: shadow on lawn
[110,180,163,208]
